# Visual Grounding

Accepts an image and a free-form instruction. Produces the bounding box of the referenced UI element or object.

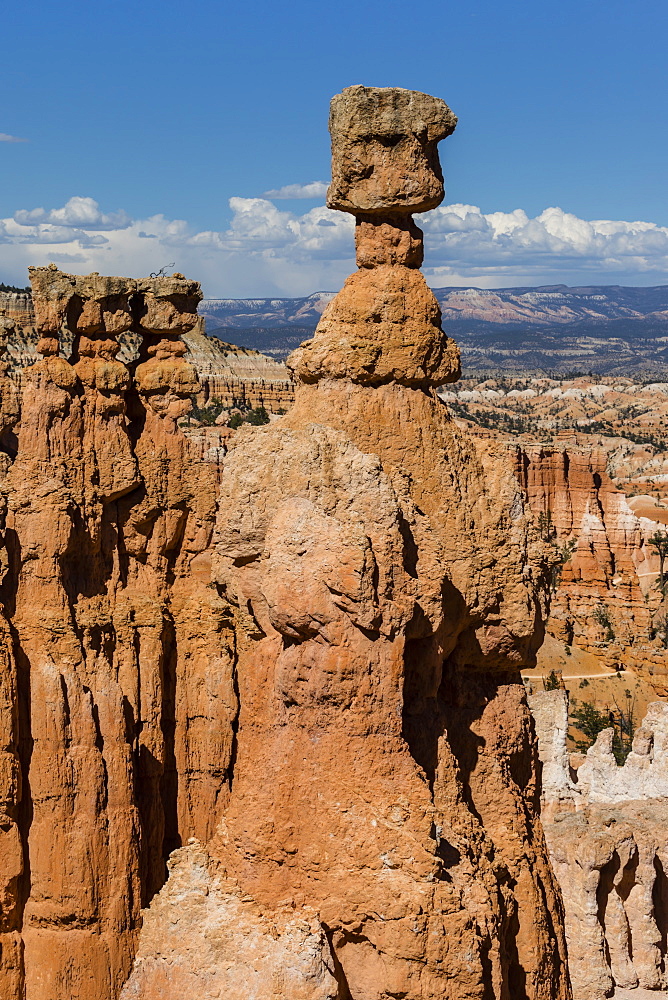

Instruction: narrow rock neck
[287,214,460,394]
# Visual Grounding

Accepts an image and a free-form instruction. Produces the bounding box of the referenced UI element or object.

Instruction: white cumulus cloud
[417,204,668,285]
[0,193,667,296]
[262,181,329,199]
[0,133,27,143]
[14,196,130,231]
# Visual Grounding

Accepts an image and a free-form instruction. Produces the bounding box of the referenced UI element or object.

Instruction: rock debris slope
[123,86,571,999]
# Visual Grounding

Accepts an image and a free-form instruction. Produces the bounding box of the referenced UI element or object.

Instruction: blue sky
[1,0,667,296]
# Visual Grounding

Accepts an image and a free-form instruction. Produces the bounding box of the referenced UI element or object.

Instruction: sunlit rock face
[0,90,574,1000]
[123,87,571,1000]
[516,446,668,689]
[327,85,457,215]
[0,265,230,1000]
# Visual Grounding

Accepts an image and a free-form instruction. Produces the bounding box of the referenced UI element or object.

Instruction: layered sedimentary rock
[0,291,32,327]
[530,689,668,999]
[438,377,668,688]
[515,446,668,689]
[517,446,651,647]
[0,291,38,372]
[0,265,230,1000]
[124,86,570,1000]
[184,324,295,412]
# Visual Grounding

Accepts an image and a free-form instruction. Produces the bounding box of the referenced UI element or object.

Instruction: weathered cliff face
[184,323,295,412]
[516,447,668,690]
[0,292,32,327]
[0,291,295,416]
[0,265,231,1000]
[530,689,668,1000]
[0,89,577,1000]
[123,86,570,1000]
[0,292,38,373]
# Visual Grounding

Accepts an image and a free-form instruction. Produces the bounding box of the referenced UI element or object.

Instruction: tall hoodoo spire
[123,89,571,999]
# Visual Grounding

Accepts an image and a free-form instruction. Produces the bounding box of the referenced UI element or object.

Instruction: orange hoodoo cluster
[0,88,571,1000]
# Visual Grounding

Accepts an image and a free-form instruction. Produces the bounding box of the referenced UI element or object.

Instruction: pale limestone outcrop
[0,291,32,327]
[577,702,668,802]
[124,86,569,1000]
[122,842,338,1000]
[530,689,668,999]
[183,323,295,412]
[527,689,577,808]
